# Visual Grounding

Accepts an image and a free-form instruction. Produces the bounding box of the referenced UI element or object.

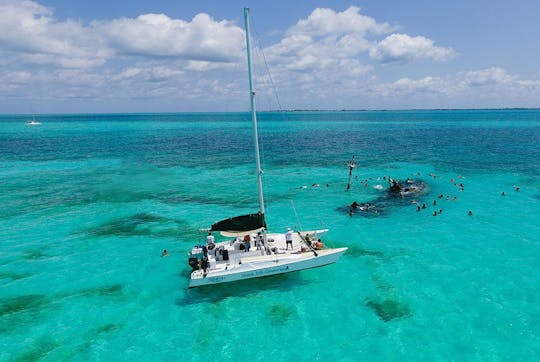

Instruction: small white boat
[26,116,41,126]
[187,8,347,288]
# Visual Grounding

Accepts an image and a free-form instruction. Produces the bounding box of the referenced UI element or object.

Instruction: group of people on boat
[204,229,324,256]
[302,233,325,251]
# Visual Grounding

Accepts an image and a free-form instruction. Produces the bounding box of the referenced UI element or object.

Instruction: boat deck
[188,229,346,287]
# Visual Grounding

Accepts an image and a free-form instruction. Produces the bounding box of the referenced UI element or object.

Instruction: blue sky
[1,0,539,113]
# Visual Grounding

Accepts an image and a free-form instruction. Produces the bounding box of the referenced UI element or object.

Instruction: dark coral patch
[22,249,48,260]
[0,294,48,317]
[346,245,385,258]
[93,323,122,334]
[78,284,124,298]
[15,339,60,361]
[365,298,411,322]
[268,304,296,325]
[84,213,197,238]
[0,271,32,280]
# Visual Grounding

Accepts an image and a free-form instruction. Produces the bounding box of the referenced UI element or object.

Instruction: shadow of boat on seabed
[337,178,429,218]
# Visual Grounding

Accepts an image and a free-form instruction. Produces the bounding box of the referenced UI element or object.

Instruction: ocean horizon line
[2,107,540,117]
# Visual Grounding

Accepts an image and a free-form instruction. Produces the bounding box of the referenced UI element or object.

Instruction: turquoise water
[1,110,539,360]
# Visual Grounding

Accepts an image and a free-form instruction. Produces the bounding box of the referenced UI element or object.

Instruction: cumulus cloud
[288,6,392,36]
[459,67,514,86]
[262,6,387,80]
[98,13,244,62]
[261,5,454,96]
[0,0,244,68]
[370,33,456,62]
[379,67,537,106]
[387,76,448,95]
[1,2,537,111]
[0,0,109,67]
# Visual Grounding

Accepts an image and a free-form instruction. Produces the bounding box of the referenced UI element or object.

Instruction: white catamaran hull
[185,9,348,288]
[189,247,347,288]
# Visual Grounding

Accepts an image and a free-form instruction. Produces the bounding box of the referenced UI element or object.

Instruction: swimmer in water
[161,249,169,257]
[468,211,473,216]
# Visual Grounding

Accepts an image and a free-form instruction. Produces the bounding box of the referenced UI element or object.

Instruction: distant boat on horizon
[26,115,41,126]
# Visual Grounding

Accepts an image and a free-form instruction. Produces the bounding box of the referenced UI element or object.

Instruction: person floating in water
[161,249,169,257]
[468,210,473,216]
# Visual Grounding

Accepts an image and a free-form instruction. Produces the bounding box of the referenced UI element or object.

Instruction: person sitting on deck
[285,228,293,250]
[314,239,325,250]
[201,256,209,276]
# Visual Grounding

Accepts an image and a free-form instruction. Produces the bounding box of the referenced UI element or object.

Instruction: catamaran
[187,8,347,288]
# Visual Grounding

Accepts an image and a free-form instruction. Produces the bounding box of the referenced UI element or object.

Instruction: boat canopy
[219,228,265,238]
[210,213,266,234]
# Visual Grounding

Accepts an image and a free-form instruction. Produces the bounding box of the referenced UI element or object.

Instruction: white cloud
[370,33,456,63]
[0,2,537,111]
[387,76,448,95]
[262,7,387,79]
[98,13,244,62]
[0,70,32,84]
[377,67,539,107]
[0,1,244,69]
[0,0,109,68]
[186,60,237,72]
[459,67,514,86]
[288,6,392,37]
[260,6,454,100]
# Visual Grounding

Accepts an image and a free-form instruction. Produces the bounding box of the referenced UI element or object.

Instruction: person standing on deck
[206,232,215,250]
[285,228,293,250]
[256,231,263,250]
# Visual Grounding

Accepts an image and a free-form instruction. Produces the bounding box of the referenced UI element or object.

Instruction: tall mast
[244,8,266,220]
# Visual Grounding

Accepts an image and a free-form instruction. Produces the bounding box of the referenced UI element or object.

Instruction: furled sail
[210,213,266,233]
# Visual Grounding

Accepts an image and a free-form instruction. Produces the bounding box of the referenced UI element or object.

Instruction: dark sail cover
[210,213,266,232]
